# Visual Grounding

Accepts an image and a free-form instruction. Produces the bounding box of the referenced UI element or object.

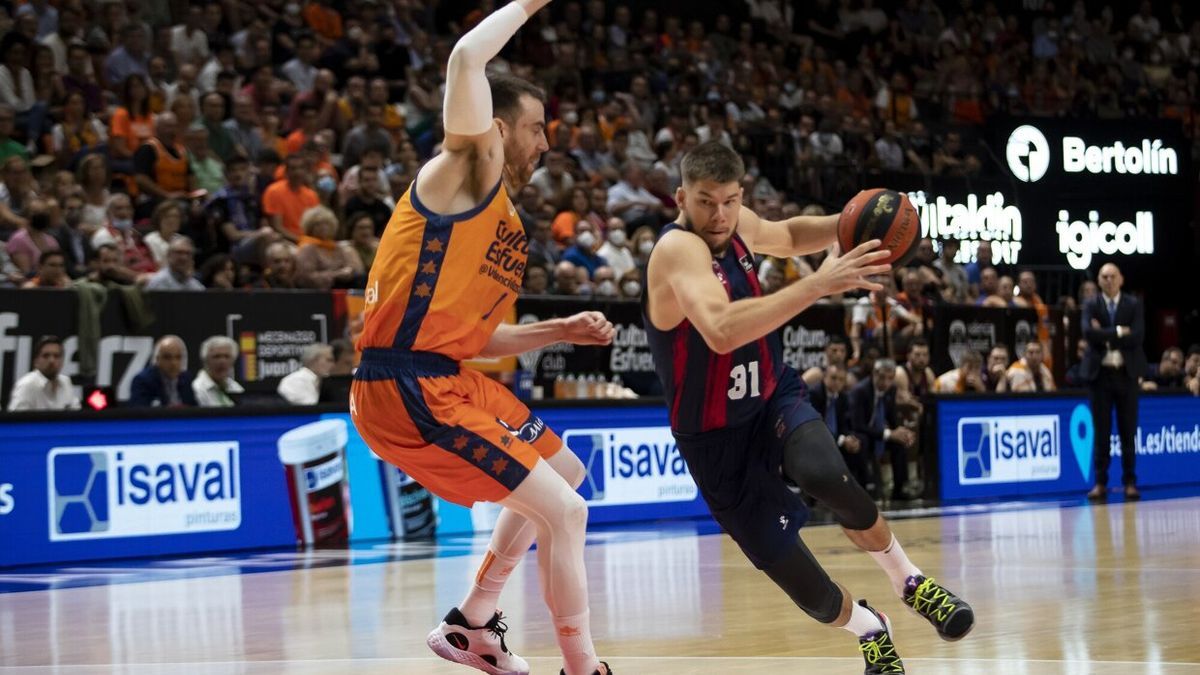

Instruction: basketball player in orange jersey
[643,142,974,674]
[350,2,614,674]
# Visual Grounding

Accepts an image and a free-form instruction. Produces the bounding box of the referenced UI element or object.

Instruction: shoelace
[859,634,903,672]
[485,612,510,654]
[908,577,953,622]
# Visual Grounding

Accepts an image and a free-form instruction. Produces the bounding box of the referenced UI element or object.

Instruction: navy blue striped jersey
[643,222,786,435]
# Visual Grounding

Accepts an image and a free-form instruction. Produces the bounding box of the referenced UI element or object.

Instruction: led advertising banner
[934,394,1200,501]
[0,405,709,567]
[883,118,1192,303]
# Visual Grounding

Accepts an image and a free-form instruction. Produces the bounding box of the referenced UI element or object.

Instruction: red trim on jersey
[702,350,731,431]
[669,320,689,428]
[758,337,778,400]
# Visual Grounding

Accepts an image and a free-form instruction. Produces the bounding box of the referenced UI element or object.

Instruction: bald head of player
[676,141,745,255]
[488,72,550,190]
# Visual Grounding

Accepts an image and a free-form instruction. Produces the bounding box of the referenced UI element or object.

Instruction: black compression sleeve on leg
[761,535,844,624]
[782,419,879,531]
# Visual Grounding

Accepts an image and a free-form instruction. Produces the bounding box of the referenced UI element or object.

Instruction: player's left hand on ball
[563,311,615,345]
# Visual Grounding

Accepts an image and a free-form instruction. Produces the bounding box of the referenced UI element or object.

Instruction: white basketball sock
[841,601,886,638]
[460,546,527,627]
[555,610,599,675]
[868,535,923,597]
[460,449,585,626]
[500,461,598,674]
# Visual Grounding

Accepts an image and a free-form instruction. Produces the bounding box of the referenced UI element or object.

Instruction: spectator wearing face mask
[597,217,635,280]
[562,220,608,279]
[91,192,157,276]
[5,198,59,275]
[618,268,642,300]
[591,265,618,298]
[630,225,656,270]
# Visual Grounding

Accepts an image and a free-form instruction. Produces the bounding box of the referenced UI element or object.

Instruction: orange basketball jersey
[357,176,526,360]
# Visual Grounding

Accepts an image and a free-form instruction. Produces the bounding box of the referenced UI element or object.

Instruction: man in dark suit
[809,363,870,490]
[130,335,197,407]
[1082,263,1145,501]
[849,359,917,501]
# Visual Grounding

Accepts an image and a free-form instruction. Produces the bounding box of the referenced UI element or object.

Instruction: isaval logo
[47,442,241,541]
[563,427,696,506]
[0,481,14,515]
[958,415,1061,485]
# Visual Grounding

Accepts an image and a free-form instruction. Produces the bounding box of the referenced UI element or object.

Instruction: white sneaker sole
[426,627,530,675]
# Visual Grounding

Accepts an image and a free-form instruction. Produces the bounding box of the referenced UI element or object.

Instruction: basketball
[837,188,920,266]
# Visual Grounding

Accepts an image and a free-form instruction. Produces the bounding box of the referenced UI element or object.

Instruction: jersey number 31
[727,361,761,400]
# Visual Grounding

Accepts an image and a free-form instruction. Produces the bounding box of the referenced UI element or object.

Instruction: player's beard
[502,141,537,191]
[503,162,534,192]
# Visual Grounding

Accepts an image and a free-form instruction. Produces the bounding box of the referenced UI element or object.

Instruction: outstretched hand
[562,311,615,346]
[812,240,893,295]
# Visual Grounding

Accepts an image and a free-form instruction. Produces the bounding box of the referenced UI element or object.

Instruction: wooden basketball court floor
[2,493,1199,674]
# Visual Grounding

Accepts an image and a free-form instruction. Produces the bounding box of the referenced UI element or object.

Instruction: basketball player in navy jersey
[643,142,973,674]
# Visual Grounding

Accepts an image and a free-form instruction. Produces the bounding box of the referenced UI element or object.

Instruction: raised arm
[416,1,550,212]
[653,231,890,355]
[737,205,838,258]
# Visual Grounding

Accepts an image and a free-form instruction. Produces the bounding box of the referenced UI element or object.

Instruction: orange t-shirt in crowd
[551,210,584,244]
[303,2,343,40]
[110,108,155,156]
[262,179,320,238]
[286,129,310,155]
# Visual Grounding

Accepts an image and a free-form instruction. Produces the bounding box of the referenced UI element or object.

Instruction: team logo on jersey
[497,415,547,444]
[739,254,754,274]
[480,219,527,293]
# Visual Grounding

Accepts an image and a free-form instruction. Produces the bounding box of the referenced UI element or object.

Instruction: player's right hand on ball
[812,239,893,295]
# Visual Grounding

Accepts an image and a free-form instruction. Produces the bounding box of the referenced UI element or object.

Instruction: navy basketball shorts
[675,368,822,569]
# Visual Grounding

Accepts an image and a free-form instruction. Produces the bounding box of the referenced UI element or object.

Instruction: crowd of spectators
[6,332,353,410]
[2,0,1199,412]
[796,329,1200,500]
[0,0,1195,295]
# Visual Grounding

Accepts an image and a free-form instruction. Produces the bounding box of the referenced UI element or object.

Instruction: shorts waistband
[357,348,461,378]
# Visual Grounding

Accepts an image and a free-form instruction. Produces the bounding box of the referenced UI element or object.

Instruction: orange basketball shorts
[350,348,563,506]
